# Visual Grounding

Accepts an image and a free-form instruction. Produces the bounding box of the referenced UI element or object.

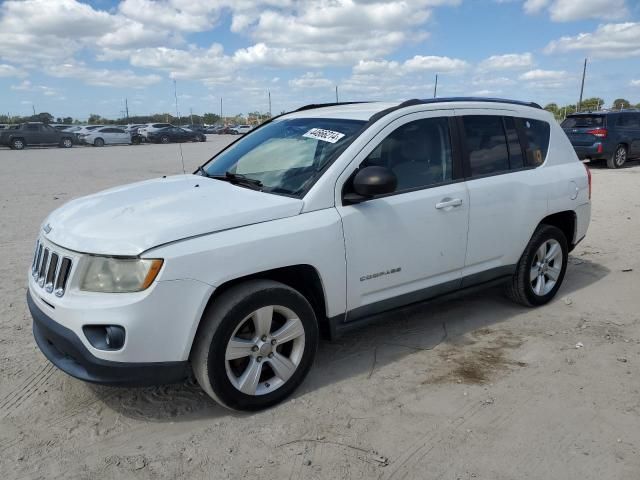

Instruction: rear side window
[26,124,40,131]
[462,116,509,176]
[504,117,524,169]
[616,114,640,127]
[518,118,550,167]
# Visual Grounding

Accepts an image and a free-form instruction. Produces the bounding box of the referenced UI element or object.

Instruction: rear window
[561,115,605,129]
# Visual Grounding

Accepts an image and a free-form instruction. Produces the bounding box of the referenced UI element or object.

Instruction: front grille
[32,239,73,297]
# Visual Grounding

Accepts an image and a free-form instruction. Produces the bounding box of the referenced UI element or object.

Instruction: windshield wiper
[209,171,263,190]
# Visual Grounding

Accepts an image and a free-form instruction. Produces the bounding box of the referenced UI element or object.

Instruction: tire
[131,136,141,145]
[94,138,105,147]
[60,137,73,148]
[506,224,568,307]
[199,135,206,142]
[607,144,627,169]
[160,135,170,144]
[191,280,318,411]
[11,138,25,150]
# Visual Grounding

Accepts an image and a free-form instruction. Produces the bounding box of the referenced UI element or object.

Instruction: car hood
[43,175,304,256]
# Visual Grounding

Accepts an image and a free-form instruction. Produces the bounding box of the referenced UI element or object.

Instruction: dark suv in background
[0,122,76,150]
[562,111,640,168]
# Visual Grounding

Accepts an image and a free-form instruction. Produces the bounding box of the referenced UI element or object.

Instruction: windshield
[203,117,366,197]
[561,115,605,129]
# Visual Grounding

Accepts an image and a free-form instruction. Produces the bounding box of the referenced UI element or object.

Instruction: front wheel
[191,280,318,411]
[94,138,104,147]
[607,144,627,169]
[506,224,568,307]
[60,137,73,148]
[160,135,170,144]
[11,138,25,150]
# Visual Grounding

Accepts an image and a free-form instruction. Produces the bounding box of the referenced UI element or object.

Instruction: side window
[113,128,125,133]
[26,124,40,131]
[518,118,550,167]
[361,117,453,191]
[462,116,509,176]
[503,117,524,169]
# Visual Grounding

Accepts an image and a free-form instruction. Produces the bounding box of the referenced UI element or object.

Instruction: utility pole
[433,74,438,98]
[173,79,179,122]
[577,57,587,112]
[32,105,36,116]
[125,98,129,122]
[190,108,193,125]
[335,85,339,103]
[268,90,272,118]
[220,97,223,124]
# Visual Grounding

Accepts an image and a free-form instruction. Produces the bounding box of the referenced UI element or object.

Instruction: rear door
[110,128,129,144]
[616,113,640,156]
[456,111,549,281]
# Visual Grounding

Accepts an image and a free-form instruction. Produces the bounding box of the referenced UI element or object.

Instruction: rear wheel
[199,134,206,142]
[11,138,25,150]
[94,138,105,147]
[191,280,318,411]
[131,136,141,145]
[506,224,568,307]
[60,137,73,148]
[160,135,170,144]
[607,144,627,169]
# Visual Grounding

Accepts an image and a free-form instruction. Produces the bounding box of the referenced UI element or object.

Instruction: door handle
[435,198,463,210]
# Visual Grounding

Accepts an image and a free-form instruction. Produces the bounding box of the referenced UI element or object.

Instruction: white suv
[231,124,252,135]
[28,98,590,411]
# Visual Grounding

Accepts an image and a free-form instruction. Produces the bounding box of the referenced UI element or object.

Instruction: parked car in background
[230,125,252,135]
[82,126,133,147]
[51,124,74,131]
[0,122,75,149]
[138,123,173,139]
[146,126,206,143]
[562,110,640,169]
[27,98,590,411]
[182,124,206,133]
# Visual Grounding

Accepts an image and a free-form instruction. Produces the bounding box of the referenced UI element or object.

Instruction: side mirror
[344,166,397,204]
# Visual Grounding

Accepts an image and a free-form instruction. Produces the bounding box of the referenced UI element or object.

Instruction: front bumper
[28,290,190,386]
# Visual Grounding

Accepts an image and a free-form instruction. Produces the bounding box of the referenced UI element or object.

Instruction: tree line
[0,111,274,126]
[2,99,639,126]
[544,98,640,121]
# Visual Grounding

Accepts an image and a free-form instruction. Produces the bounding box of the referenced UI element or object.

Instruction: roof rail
[367,97,541,123]
[416,97,541,109]
[294,101,370,112]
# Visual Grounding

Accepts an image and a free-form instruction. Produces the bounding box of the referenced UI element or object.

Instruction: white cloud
[289,72,333,89]
[10,80,58,96]
[518,69,569,88]
[631,79,640,87]
[545,22,640,58]
[478,53,534,71]
[353,55,468,77]
[524,0,628,22]
[44,62,162,88]
[0,63,26,77]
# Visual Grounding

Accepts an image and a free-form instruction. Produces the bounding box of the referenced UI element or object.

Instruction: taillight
[587,128,607,138]
[584,163,592,200]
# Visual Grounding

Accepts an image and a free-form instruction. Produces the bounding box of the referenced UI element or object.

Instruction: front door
[335,112,469,320]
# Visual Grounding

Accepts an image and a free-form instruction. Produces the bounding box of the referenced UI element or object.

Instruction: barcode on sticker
[303,128,345,143]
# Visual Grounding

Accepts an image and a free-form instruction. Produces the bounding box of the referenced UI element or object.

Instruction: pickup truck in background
[0,122,76,150]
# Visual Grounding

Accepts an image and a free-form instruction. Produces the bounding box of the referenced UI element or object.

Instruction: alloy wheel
[615,147,627,167]
[225,305,305,396]
[529,239,563,296]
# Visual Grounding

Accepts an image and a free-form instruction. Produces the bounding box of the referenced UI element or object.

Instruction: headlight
[80,257,163,293]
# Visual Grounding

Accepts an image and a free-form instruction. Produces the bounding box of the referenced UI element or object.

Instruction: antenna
[335,85,339,103]
[577,58,587,112]
[173,79,186,174]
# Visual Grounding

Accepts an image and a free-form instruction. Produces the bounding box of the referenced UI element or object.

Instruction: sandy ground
[1,139,639,480]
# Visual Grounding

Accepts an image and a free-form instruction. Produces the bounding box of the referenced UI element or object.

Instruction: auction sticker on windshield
[303,128,345,144]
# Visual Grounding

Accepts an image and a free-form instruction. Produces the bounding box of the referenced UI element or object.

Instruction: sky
[1,0,640,121]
